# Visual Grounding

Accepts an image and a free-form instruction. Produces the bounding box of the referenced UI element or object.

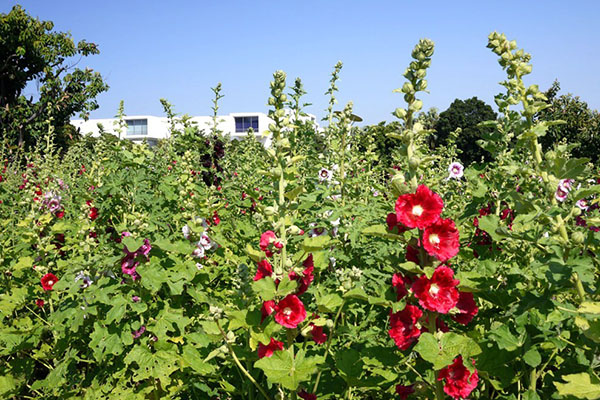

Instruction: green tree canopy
[0,5,108,151]
[433,97,497,165]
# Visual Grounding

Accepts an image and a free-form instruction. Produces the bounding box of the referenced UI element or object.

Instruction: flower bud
[264,206,277,216]
[572,231,585,244]
[393,108,407,119]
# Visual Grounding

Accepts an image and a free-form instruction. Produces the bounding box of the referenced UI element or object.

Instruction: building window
[126,119,148,136]
[234,116,258,133]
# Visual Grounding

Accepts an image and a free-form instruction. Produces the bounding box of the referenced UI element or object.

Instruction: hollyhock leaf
[317,293,343,313]
[106,296,127,324]
[336,348,364,383]
[362,224,406,240]
[124,346,180,389]
[254,348,319,390]
[489,324,522,351]
[554,372,600,399]
[574,316,600,343]
[277,275,299,297]
[311,251,329,270]
[11,256,33,278]
[398,261,423,274]
[415,332,481,370]
[523,348,541,368]
[0,375,17,398]
[343,287,369,301]
[478,215,504,242]
[122,236,144,252]
[246,244,265,262]
[302,235,331,252]
[154,238,190,254]
[227,309,250,330]
[285,185,304,201]
[141,264,168,293]
[182,346,216,374]
[252,277,277,301]
[578,301,600,315]
[187,331,212,348]
[574,185,600,201]
[522,390,541,400]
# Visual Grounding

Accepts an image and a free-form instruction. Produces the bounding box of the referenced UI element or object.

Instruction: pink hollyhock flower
[274,295,306,328]
[447,162,464,179]
[423,218,460,262]
[392,273,411,300]
[452,292,478,325]
[289,254,314,295]
[396,384,415,399]
[555,185,568,202]
[412,266,459,314]
[254,259,273,281]
[388,305,423,350]
[257,337,284,358]
[261,300,276,323]
[298,390,317,400]
[132,325,146,339]
[576,199,589,211]
[386,213,409,234]
[438,356,479,399]
[260,230,282,257]
[395,185,444,229]
[41,273,59,291]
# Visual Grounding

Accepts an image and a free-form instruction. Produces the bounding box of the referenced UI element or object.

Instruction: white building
[71,111,318,147]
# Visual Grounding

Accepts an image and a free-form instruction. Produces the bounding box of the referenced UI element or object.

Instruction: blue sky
[4,1,600,125]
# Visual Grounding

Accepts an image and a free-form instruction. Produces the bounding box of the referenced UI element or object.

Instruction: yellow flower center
[429,284,440,296]
[412,205,424,216]
[283,307,292,316]
[47,280,54,285]
[429,234,440,245]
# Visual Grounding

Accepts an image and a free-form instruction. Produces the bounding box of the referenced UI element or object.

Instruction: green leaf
[252,277,277,301]
[489,324,522,352]
[154,238,191,254]
[414,332,481,370]
[317,293,343,313]
[575,316,600,343]
[182,345,215,374]
[478,215,504,242]
[554,372,600,399]
[276,275,298,297]
[122,236,144,251]
[343,287,369,301]
[254,348,319,391]
[523,348,541,368]
[579,302,600,315]
[245,244,264,262]
[301,235,331,252]
[11,256,33,278]
[106,296,127,324]
[361,224,406,240]
[124,346,180,389]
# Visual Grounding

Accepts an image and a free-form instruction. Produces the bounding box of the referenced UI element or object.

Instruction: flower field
[1,33,600,400]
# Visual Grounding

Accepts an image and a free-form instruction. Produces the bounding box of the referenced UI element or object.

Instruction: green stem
[529,368,537,392]
[573,273,586,303]
[427,312,445,400]
[312,299,346,394]
[216,320,273,400]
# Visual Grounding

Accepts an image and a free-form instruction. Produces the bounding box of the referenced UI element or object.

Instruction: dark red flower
[423,218,460,262]
[56,210,65,219]
[254,259,273,281]
[212,211,220,226]
[257,337,284,358]
[41,273,59,291]
[388,305,423,350]
[274,294,306,328]
[395,384,415,399]
[395,185,443,229]
[261,300,276,323]
[289,254,314,295]
[406,244,420,264]
[298,390,317,400]
[89,207,99,220]
[412,266,459,314]
[36,299,44,308]
[438,356,479,399]
[311,324,327,344]
[392,273,411,300]
[451,292,478,325]
[386,213,409,234]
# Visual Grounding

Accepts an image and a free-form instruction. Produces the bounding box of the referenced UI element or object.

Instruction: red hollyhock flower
[260,230,281,257]
[451,292,478,325]
[253,259,273,281]
[412,266,459,314]
[274,294,306,328]
[438,356,479,399]
[388,305,423,350]
[298,390,317,400]
[311,324,327,344]
[41,273,59,291]
[423,218,460,262]
[395,185,443,229]
[89,207,99,221]
[261,300,276,323]
[392,273,411,300]
[56,210,65,219]
[257,337,284,358]
[36,299,45,308]
[212,211,220,226]
[395,384,415,399]
[386,213,409,234]
[289,254,314,295]
[406,244,420,264]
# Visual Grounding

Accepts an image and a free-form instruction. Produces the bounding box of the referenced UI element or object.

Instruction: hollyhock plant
[41,273,59,291]
[423,218,460,262]
[396,384,415,399]
[452,292,478,325]
[298,390,317,400]
[438,356,479,399]
[318,167,333,182]
[576,199,589,211]
[254,259,273,281]
[274,294,306,328]
[89,207,98,220]
[310,322,327,344]
[392,273,411,300]
[395,185,444,229]
[257,337,284,359]
[36,299,44,308]
[259,230,283,257]
[388,305,423,350]
[386,212,409,234]
[261,300,276,323]
[288,254,314,295]
[412,266,460,314]
[448,162,464,179]
[555,185,568,202]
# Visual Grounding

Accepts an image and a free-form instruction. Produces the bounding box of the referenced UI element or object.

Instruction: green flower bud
[572,231,585,244]
[393,108,407,119]
[408,157,420,169]
[264,206,277,216]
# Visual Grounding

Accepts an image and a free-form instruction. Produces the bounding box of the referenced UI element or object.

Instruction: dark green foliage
[0,5,108,152]
[536,80,600,163]
[434,97,497,165]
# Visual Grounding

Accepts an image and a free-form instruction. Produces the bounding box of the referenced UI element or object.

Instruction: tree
[0,5,108,151]
[535,80,600,162]
[433,97,497,165]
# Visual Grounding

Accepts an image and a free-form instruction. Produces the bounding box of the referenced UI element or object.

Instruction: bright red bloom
[56,210,65,219]
[388,305,423,350]
[260,230,281,257]
[392,273,411,300]
[36,299,45,308]
[386,213,409,234]
[395,384,415,399]
[257,337,284,358]
[254,259,273,281]
[451,292,478,325]
[261,300,276,323]
[89,207,99,220]
[212,211,220,226]
[311,324,327,344]
[395,185,443,229]
[274,294,306,328]
[411,266,459,314]
[289,254,314,295]
[41,273,59,291]
[298,390,317,400]
[438,356,479,399]
[423,218,460,262]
